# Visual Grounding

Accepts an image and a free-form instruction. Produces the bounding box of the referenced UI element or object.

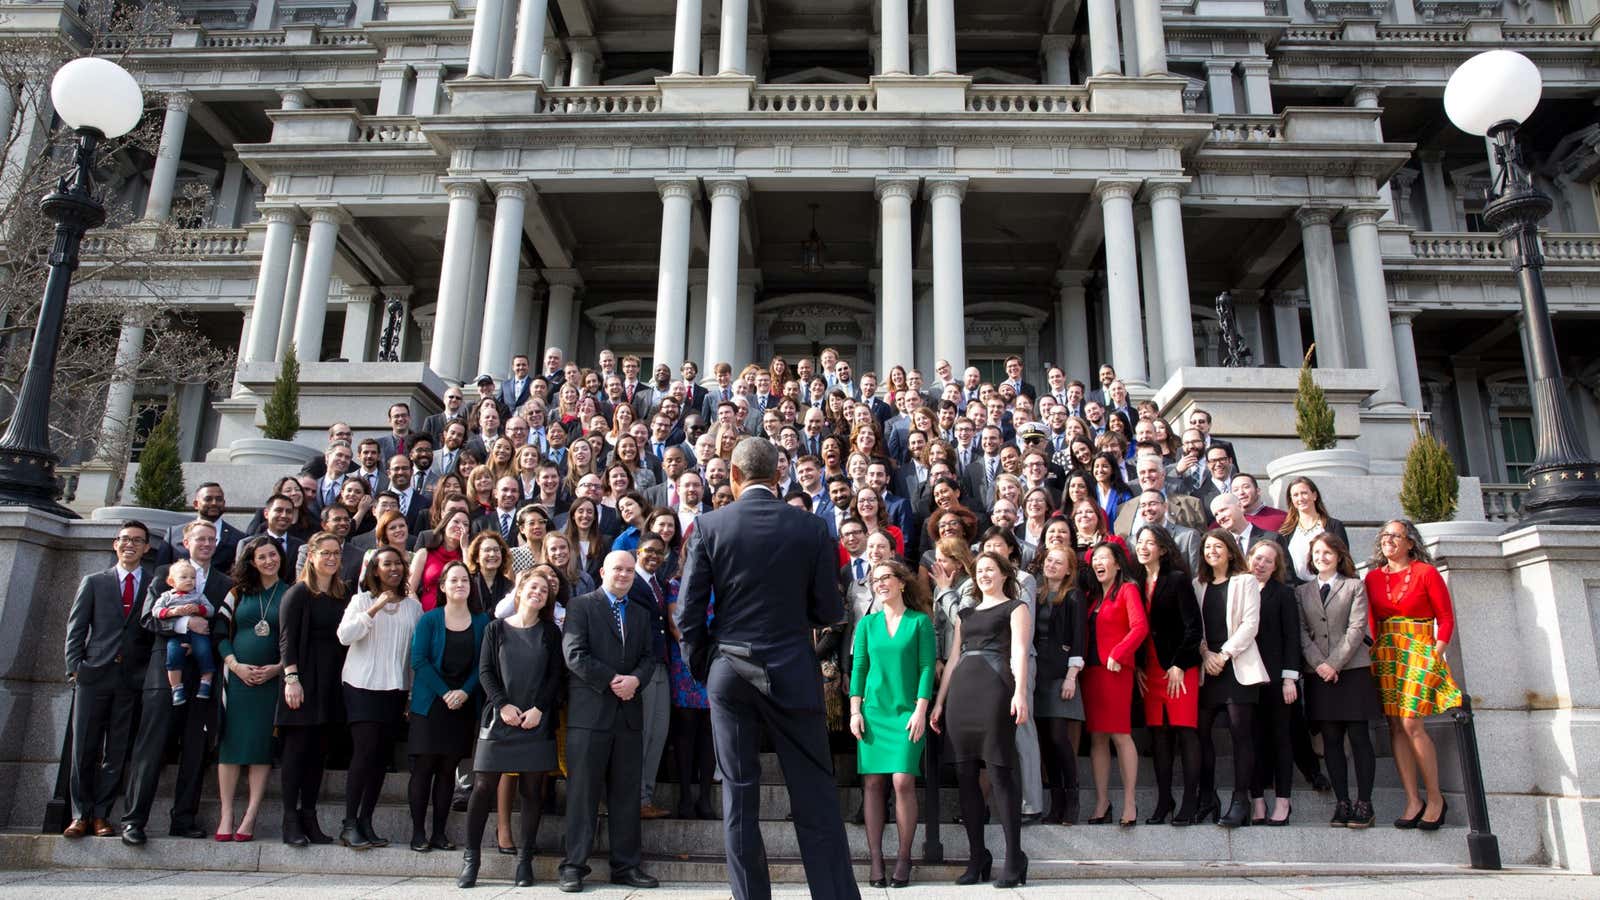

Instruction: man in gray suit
[1114,453,1207,537]
[62,521,157,838]
[1127,491,1204,574]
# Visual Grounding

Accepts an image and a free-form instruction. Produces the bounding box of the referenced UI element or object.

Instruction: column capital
[705,176,748,201]
[278,88,311,110]
[1391,309,1417,325]
[542,268,584,288]
[926,176,968,202]
[304,204,351,226]
[1295,205,1335,228]
[381,284,415,300]
[874,176,919,201]
[1237,58,1273,75]
[441,179,484,202]
[1347,83,1382,108]
[377,61,412,79]
[489,179,529,201]
[1203,59,1238,76]
[1341,205,1388,228]
[1270,288,1305,308]
[1142,178,1190,203]
[655,177,700,201]
[165,90,194,112]
[346,285,380,302]
[259,206,301,226]
[1092,179,1140,204]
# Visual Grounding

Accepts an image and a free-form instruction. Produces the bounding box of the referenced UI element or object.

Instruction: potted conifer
[229,343,320,466]
[92,403,196,528]
[1266,344,1371,481]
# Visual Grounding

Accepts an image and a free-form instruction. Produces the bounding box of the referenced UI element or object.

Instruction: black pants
[1150,726,1201,813]
[122,674,216,829]
[466,770,543,852]
[346,721,395,821]
[69,677,138,821]
[279,724,328,820]
[562,725,644,876]
[1319,720,1376,803]
[1251,695,1294,799]
[957,760,1023,878]
[1198,702,1255,800]
[409,753,460,838]
[1037,717,1080,814]
[670,707,715,811]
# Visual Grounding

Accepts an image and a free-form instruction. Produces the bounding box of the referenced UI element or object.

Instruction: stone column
[654,178,698,369]
[0,84,15,152]
[376,62,411,116]
[540,39,561,83]
[672,0,702,75]
[927,0,957,75]
[291,206,347,361]
[703,177,746,371]
[467,0,506,77]
[1136,208,1166,386]
[96,316,146,460]
[881,0,910,75]
[568,40,599,86]
[513,274,541,358]
[244,208,298,362]
[1392,311,1423,410]
[461,212,494,379]
[1131,0,1167,75]
[478,182,528,378]
[429,183,482,383]
[412,65,446,116]
[252,0,279,29]
[544,269,581,356]
[719,0,748,74]
[341,286,377,362]
[687,270,708,368]
[1343,207,1402,407]
[278,88,310,111]
[1054,270,1091,382]
[1295,206,1347,368]
[1148,180,1196,376]
[510,0,549,78]
[212,155,247,228]
[1270,291,1304,367]
[928,177,968,374]
[1087,0,1121,76]
[1239,59,1273,114]
[1418,151,1455,232]
[913,274,934,378]
[1204,60,1235,114]
[232,306,253,394]
[1451,362,1495,478]
[142,92,192,222]
[877,177,917,377]
[735,271,758,368]
[1096,179,1148,389]
[1041,35,1073,85]
[275,227,309,360]
[1118,0,1140,76]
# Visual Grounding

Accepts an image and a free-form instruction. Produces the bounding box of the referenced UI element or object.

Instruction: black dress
[408,626,477,758]
[275,584,348,727]
[473,618,563,773]
[945,599,1024,768]
[1199,582,1258,708]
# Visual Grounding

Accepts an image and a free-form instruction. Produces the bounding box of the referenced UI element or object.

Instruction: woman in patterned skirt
[1365,519,1461,831]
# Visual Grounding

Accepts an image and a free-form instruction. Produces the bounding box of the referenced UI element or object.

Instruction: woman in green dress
[849,558,937,889]
[216,536,288,841]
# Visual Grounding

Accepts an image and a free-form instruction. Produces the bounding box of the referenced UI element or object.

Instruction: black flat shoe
[1330,800,1351,827]
[431,835,457,851]
[609,868,659,888]
[339,819,371,850]
[1349,800,1376,829]
[410,833,431,852]
[1418,798,1448,832]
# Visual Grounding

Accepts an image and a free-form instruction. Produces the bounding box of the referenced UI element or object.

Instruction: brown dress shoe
[639,803,671,820]
[62,819,90,838]
[92,818,116,837]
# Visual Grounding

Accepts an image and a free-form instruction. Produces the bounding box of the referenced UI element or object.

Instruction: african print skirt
[1373,617,1462,718]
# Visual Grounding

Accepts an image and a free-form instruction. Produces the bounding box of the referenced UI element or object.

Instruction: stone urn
[1266,447,1371,482]
[228,437,320,467]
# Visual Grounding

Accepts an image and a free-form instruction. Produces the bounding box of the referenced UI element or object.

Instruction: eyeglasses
[870,573,897,584]
[1379,533,1409,543]
[114,536,148,545]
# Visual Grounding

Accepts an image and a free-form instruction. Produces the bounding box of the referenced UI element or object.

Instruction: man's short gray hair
[730,437,778,483]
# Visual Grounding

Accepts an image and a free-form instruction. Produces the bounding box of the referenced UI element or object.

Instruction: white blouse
[337,590,423,692]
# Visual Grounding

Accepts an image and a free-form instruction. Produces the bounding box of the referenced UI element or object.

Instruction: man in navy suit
[498,353,534,412]
[157,483,243,572]
[679,438,858,900]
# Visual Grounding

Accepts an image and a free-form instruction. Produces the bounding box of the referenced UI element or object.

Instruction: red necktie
[121,573,134,617]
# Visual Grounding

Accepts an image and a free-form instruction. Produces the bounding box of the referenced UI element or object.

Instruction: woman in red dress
[1133,525,1203,825]
[1081,542,1149,826]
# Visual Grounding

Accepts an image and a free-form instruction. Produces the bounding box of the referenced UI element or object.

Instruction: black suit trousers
[562,725,643,875]
[706,659,859,900]
[70,675,138,821]
[122,673,216,829]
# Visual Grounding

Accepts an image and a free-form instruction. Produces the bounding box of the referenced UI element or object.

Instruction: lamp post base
[0,446,78,519]
[1515,460,1600,527]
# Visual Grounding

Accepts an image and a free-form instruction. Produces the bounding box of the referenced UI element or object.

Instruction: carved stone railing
[164,228,250,256]
[1209,115,1285,143]
[357,117,426,142]
[537,86,663,114]
[1279,20,1594,45]
[1541,234,1600,261]
[198,31,288,48]
[1502,25,1596,42]
[1481,484,1527,522]
[752,85,876,113]
[965,85,1088,114]
[1406,232,1600,263]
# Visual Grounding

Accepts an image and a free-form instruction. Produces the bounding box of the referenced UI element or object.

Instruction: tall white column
[1041,36,1073,85]
[512,274,540,359]
[1135,208,1165,386]
[544,270,580,357]
[1270,291,1304,366]
[540,40,561,83]
[876,177,916,377]
[467,0,506,77]
[672,0,702,75]
[0,84,16,153]
[734,273,757,368]
[341,287,377,362]
[1096,180,1148,389]
[510,0,548,78]
[244,208,298,362]
[429,183,482,382]
[1054,270,1092,382]
[653,178,698,370]
[1344,207,1402,406]
[718,0,748,74]
[1296,207,1348,368]
[881,0,910,75]
[142,92,192,222]
[291,206,346,361]
[478,182,528,378]
[213,156,248,228]
[1391,311,1423,410]
[927,0,957,75]
[376,62,411,116]
[232,306,254,394]
[913,276,935,379]
[687,270,708,368]
[1131,0,1167,75]
[568,41,598,86]
[1087,0,1121,76]
[928,177,968,374]
[461,212,494,379]
[1147,180,1196,376]
[275,227,309,360]
[703,178,746,370]
[96,316,146,460]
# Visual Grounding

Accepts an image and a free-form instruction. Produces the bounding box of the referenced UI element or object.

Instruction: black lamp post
[0,57,144,517]
[1445,50,1600,526]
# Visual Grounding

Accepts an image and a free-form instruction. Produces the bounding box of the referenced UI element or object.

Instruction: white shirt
[337,591,423,691]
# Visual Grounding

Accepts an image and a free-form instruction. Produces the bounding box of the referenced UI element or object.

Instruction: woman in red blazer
[1080,542,1150,827]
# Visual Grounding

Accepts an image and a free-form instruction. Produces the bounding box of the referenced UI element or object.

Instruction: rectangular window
[1500,414,1536,483]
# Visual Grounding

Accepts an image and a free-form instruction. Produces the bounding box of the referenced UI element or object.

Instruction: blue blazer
[410,608,490,716]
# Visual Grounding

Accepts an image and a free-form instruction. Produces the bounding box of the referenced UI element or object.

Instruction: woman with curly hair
[465,530,514,616]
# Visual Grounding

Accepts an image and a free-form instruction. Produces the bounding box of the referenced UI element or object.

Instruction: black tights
[862,773,917,878]
[1198,703,1255,801]
[345,721,391,821]
[280,725,326,819]
[1251,697,1294,800]
[466,771,544,853]
[670,708,714,810]
[1150,726,1201,814]
[1320,721,1376,803]
[957,761,1022,877]
[408,753,461,838]
[1037,718,1080,807]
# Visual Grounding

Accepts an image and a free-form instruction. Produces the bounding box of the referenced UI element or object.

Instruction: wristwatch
[284,673,301,685]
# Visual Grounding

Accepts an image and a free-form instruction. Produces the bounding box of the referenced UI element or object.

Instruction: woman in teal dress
[849,559,936,889]
[216,536,288,841]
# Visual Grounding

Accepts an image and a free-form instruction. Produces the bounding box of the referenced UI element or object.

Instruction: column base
[872,74,971,113]
[445,78,548,116]
[1085,75,1187,115]
[657,75,756,114]
[67,462,124,516]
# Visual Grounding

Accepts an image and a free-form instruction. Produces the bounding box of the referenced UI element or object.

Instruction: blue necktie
[609,595,626,637]
[854,559,865,582]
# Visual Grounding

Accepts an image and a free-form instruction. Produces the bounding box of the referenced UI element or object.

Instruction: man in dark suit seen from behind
[157,482,244,572]
[678,437,859,900]
[121,519,235,845]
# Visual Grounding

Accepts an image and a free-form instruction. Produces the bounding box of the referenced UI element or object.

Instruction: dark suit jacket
[64,564,157,688]
[141,564,234,691]
[396,489,433,535]
[420,412,466,444]
[375,432,418,463]
[1256,578,1302,680]
[1114,491,1207,537]
[473,508,522,540]
[160,519,245,572]
[562,588,654,731]
[499,377,533,413]
[678,486,843,711]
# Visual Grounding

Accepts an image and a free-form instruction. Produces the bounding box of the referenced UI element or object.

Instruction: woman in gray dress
[457,571,565,889]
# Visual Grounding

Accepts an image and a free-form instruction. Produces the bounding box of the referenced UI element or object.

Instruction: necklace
[253,582,286,637]
[1385,563,1414,607]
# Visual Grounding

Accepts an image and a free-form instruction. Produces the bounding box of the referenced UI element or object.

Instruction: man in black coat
[679,438,858,900]
[156,483,244,572]
[559,551,659,892]
[121,519,236,845]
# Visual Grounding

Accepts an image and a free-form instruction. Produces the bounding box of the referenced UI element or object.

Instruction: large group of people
[61,346,1466,895]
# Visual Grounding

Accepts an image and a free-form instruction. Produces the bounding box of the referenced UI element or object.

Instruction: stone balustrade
[1404,232,1600,265]
[1481,483,1528,523]
[1209,115,1284,143]
[357,117,426,142]
[164,227,251,256]
[752,85,876,113]
[537,86,663,115]
[965,85,1088,114]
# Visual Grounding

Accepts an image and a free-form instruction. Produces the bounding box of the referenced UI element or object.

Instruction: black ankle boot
[514,848,536,886]
[301,809,333,845]
[457,848,480,888]
[1218,793,1252,828]
[282,812,309,847]
[340,818,372,849]
[359,816,389,847]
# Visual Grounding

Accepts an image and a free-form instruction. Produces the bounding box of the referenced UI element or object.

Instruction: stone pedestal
[656,75,756,113]
[211,362,447,459]
[871,74,970,113]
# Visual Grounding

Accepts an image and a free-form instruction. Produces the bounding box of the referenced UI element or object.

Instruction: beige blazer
[1294,575,1372,672]
[1192,573,1269,686]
